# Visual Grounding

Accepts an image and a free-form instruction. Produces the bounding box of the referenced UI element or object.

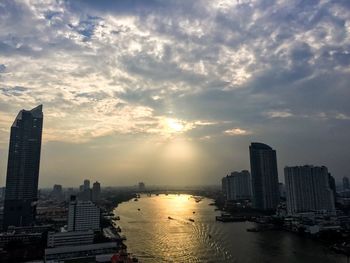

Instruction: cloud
[335,113,350,120]
[264,110,294,119]
[0,0,350,185]
[224,128,251,136]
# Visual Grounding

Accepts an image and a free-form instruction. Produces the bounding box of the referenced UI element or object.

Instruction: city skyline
[0,1,350,187]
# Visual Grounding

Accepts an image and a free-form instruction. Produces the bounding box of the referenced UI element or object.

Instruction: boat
[208,234,212,239]
[116,226,122,232]
[192,211,196,214]
[134,198,138,201]
[246,227,259,232]
[189,218,195,222]
[168,216,174,220]
[113,216,120,221]
[137,208,141,211]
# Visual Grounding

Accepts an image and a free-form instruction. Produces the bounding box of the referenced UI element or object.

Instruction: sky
[0,0,350,188]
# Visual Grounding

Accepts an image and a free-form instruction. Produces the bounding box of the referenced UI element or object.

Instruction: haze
[0,0,350,187]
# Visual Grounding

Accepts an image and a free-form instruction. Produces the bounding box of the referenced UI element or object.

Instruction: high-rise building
[51,184,63,201]
[328,173,336,204]
[285,165,335,215]
[278,183,286,199]
[222,170,252,201]
[343,176,350,191]
[3,105,43,229]
[92,181,101,202]
[249,142,280,210]
[84,180,90,191]
[68,198,100,232]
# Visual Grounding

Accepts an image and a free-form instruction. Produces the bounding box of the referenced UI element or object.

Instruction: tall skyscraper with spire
[249,142,280,211]
[3,105,43,229]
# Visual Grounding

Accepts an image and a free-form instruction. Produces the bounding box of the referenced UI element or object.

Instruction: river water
[114,194,346,263]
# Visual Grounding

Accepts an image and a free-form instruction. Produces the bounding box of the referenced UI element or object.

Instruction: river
[114,194,346,263]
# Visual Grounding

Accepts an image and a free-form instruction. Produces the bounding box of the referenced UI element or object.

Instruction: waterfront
[114,194,347,263]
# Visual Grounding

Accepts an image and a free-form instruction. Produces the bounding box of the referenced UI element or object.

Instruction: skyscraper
[3,105,43,229]
[92,181,101,202]
[83,179,90,191]
[285,165,335,215]
[249,142,280,210]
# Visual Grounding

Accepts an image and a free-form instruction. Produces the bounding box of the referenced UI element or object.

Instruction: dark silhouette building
[249,142,279,211]
[343,176,350,191]
[3,105,43,229]
[92,181,101,202]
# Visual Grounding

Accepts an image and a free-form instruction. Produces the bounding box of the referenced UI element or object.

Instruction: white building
[285,165,335,215]
[222,170,252,201]
[47,230,94,248]
[68,200,100,232]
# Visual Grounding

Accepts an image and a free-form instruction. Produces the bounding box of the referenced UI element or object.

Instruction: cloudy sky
[0,0,350,187]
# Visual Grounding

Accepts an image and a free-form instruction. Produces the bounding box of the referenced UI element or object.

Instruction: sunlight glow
[166,118,184,132]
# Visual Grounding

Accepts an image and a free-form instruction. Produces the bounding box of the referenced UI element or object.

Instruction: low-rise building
[47,230,94,248]
[44,242,118,263]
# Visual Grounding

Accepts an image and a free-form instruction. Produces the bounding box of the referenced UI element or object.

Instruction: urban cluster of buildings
[222,142,337,215]
[0,106,130,262]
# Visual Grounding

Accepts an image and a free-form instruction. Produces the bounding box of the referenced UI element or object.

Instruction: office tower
[92,181,101,202]
[84,179,90,191]
[328,173,336,204]
[0,187,5,200]
[279,183,286,199]
[52,184,63,201]
[284,165,335,215]
[3,105,43,229]
[343,176,350,191]
[68,198,100,232]
[249,142,280,210]
[222,170,252,201]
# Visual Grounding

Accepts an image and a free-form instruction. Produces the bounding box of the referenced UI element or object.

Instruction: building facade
[222,170,252,201]
[3,105,43,229]
[92,181,101,202]
[68,200,100,232]
[285,165,335,215]
[47,230,94,248]
[249,142,280,210]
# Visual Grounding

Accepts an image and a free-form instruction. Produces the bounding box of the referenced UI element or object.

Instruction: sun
[167,118,184,132]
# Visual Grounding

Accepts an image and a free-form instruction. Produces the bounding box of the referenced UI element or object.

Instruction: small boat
[208,234,212,239]
[246,227,259,232]
[192,211,196,214]
[168,216,174,220]
[113,216,120,221]
[134,198,138,201]
[189,218,195,222]
[137,208,141,211]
